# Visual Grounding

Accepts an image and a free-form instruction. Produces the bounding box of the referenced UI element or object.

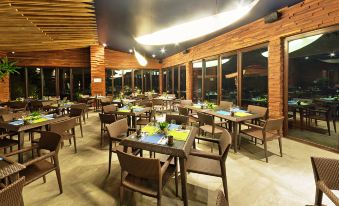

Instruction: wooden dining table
[112,106,151,128]
[0,115,69,163]
[120,124,198,206]
[184,105,261,152]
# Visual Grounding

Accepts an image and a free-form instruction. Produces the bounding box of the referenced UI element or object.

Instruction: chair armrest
[214,121,228,125]
[241,122,263,129]
[24,151,56,167]
[4,146,37,157]
[195,136,220,143]
[317,181,339,206]
[189,150,220,160]
[160,156,174,176]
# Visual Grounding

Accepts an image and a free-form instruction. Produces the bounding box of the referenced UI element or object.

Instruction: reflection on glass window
[10,68,26,99]
[242,47,268,107]
[124,70,132,95]
[162,70,167,92]
[59,68,70,99]
[134,70,142,92]
[28,68,42,99]
[193,61,203,102]
[143,70,151,92]
[222,55,237,103]
[167,68,173,93]
[43,68,56,97]
[72,69,83,98]
[180,66,186,98]
[105,69,112,95]
[205,59,218,103]
[113,70,123,96]
[151,70,159,92]
[174,67,178,97]
[287,31,339,150]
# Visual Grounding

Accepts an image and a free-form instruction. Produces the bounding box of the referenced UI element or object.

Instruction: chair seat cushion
[20,160,55,184]
[200,125,223,134]
[122,163,176,197]
[241,128,280,140]
[187,150,221,177]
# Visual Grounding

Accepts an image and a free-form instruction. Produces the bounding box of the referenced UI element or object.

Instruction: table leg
[232,122,238,153]
[18,131,25,163]
[300,108,304,130]
[123,145,128,153]
[132,115,136,129]
[179,157,188,206]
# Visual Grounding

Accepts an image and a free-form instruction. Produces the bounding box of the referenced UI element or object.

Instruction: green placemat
[235,112,251,117]
[31,118,49,124]
[118,109,131,113]
[142,125,159,135]
[167,130,189,141]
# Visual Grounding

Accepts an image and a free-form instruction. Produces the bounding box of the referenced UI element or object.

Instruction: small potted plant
[158,122,169,134]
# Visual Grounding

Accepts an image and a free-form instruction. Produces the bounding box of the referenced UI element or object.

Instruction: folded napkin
[9,120,24,126]
[168,124,180,130]
[167,130,189,141]
[140,134,164,144]
[142,125,159,135]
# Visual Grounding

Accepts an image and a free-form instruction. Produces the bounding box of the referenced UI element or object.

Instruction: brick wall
[162,0,339,117]
[0,51,9,102]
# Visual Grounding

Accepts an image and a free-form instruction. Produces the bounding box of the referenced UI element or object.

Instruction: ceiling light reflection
[135,0,259,45]
[193,58,230,68]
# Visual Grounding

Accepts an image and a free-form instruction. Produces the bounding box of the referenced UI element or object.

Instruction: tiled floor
[10,111,338,206]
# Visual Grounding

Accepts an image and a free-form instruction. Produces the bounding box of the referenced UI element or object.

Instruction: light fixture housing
[134,48,148,67]
[135,0,259,45]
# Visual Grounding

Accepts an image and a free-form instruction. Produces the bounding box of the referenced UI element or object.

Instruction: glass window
[72,68,83,98]
[59,68,71,100]
[134,70,142,92]
[143,70,151,92]
[151,70,159,92]
[205,59,218,103]
[174,67,178,97]
[242,47,268,107]
[123,70,132,95]
[193,60,203,102]
[10,68,26,99]
[105,69,113,95]
[28,67,42,98]
[113,70,122,96]
[162,70,167,92]
[84,68,91,95]
[179,65,186,99]
[222,55,237,103]
[43,68,56,97]
[167,68,173,93]
[287,31,339,150]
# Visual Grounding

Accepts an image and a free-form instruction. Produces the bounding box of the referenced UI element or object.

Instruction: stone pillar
[186,61,193,100]
[268,38,284,118]
[159,68,163,94]
[90,45,105,96]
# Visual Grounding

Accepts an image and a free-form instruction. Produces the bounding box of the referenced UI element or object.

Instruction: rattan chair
[247,105,268,125]
[49,117,77,153]
[311,157,339,206]
[218,101,233,110]
[102,104,117,114]
[5,131,63,194]
[196,112,227,152]
[187,129,232,203]
[153,99,165,112]
[216,189,229,206]
[240,117,284,163]
[70,103,87,124]
[106,118,136,174]
[117,150,178,206]
[180,100,193,106]
[165,114,189,125]
[0,131,18,154]
[306,104,337,136]
[8,101,28,113]
[136,110,155,128]
[69,107,84,137]
[0,177,25,206]
[99,113,116,148]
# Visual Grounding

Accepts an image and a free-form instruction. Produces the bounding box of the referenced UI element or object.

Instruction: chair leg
[333,120,337,133]
[100,124,104,148]
[220,162,229,203]
[55,167,63,194]
[43,175,46,183]
[326,120,331,136]
[263,140,268,163]
[73,136,77,153]
[315,188,323,206]
[278,138,283,157]
[120,186,124,206]
[79,120,83,137]
[157,196,161,206]
[174,157,178,197]
[108,141,112,174]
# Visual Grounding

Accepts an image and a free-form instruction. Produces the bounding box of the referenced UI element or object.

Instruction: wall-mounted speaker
[264,11,281,24]
[182,49,190,54]
[158,59,163,64]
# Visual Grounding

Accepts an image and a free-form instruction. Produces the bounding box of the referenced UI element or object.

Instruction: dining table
[288,100,313,129]
[112,106,151,128]
[120,123,198,206]
[184,104,262,152]
[0,114,69,163]
[112,98,137,107]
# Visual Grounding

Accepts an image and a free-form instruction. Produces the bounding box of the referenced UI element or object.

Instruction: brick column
[0,52,10,101]
[186,61,193,100]
[268,38,284,118]
[159,68,163,94]
[90,45,105,96]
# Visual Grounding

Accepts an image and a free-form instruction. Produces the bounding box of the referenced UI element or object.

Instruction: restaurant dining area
[0,0,339,206]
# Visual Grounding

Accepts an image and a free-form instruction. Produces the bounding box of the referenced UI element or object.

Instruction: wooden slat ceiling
[0,0,98,52]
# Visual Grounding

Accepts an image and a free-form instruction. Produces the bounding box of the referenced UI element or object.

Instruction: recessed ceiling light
[152,54,156,58]
[11,51,15,54]
[330,52,336,57]
[305,56,309,60]
[129,49,133,53]
[160,48,166,53]
[102,43,107,47]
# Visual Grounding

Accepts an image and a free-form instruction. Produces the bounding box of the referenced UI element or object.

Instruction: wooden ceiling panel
[0,0,98,52]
